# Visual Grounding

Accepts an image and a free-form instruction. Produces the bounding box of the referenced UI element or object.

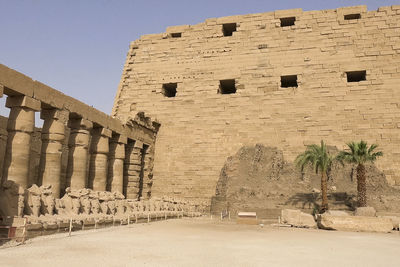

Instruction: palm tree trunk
[357,163,367,207]
[320,172,329,212]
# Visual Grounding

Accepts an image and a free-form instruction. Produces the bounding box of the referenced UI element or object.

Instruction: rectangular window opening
[280,17,296,27]
[281,75,298,88]
[171,32,182,38]
[162,83,177,97]
[219,79,236,94]
[346,71,366,82]
[223,23,237,36]
[344,14,361,20]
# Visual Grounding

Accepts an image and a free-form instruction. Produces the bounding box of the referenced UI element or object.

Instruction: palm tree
[295,140,333,213]
[337,141,383,207]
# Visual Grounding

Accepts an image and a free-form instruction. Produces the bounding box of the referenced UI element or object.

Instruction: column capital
[6,95,40,111]
[133,140,143,149]
[92,127,112,138]
[68,118,93,130]
[40,108,69,123]
[111,134,127,144]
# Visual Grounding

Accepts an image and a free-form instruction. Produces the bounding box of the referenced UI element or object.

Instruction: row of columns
[1,95,152,199]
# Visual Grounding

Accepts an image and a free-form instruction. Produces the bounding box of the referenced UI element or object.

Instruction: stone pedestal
[3,96,41,188]
[108,134,127,194]
[124,141,143,200]
[39,109,68,198]
[66,118,93,190]
[89,127,111,191]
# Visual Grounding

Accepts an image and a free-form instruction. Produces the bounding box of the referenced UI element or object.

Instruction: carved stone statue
[80,197,91,215]
[89,191,100,215]
[40,185,55,215]
[0,180,25,217]
[25,184,42,217]
[61,187,81,215]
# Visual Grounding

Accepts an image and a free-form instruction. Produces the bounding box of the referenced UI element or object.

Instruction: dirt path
[0,218,398,267]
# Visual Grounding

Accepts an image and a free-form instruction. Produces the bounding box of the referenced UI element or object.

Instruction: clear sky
[0,0,398,117]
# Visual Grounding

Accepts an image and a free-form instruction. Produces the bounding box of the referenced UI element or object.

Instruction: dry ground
[0,217,399,267]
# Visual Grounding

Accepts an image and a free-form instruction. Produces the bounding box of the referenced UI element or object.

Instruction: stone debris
[281,209,317,228]
[355,207,377,217]
[324,210,350,217]
[380,216,400,230]
[317,214,393,233]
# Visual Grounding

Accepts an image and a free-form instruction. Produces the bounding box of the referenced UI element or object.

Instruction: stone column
[141,145,154,200]
[124,141,143,200]
[39,109,68,198]
[0,127,7,185]
[108,134,127,194]
[0,85,6,184]
[89,127,112,191]
[3,96,41,188]
[66,118,93,190]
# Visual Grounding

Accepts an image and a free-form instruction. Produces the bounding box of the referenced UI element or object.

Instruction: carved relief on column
[124,140,143,200]
[38,108,68,198]
[141,145,155,200]
[66,118,93,190]
[108,134,127,194]
[89,127,112,191]
[3,96,41,188]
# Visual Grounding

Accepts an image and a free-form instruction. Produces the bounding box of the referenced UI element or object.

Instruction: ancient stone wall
[113,5,400,205]
[0,64,159,213]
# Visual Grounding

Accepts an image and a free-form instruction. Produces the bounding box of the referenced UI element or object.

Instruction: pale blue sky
[0,0,398,117]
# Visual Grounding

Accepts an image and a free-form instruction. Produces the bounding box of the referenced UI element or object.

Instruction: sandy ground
[0,217,399,267]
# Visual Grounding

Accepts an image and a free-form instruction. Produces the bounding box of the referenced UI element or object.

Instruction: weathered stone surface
[380,216,400,230]
[112,5,400,205]
[355,207,377,217]
[24,184,41,217]
[0,180,25,217]
[325,210,350,217]
[318,214,393,233]
[281,209,316,228]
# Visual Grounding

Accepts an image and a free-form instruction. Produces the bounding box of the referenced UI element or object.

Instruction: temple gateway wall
[112,6,400,204]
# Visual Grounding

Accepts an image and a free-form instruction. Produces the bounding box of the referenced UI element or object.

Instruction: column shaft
[141,145,154,200]
[3,96,40,188]
[39,109,68,198]
[108,134,127,194]
[66,118,93,190]
[124,141,143,199]
[89,127,111,191]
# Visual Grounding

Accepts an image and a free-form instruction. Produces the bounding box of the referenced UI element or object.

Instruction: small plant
[337,141,383,207]
[295,140,334,213]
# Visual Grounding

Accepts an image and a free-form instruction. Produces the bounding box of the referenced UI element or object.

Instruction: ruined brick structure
[112,5,400,205]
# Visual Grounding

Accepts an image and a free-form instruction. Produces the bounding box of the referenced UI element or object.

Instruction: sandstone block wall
[112,5,400,204]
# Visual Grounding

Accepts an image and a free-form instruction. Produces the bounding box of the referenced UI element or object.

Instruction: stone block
[325,210,350,217]
[274,8,303,19]
[281,209,316,228]
[6,95,41,111]
[380,216,400,230]
[355,207,377,217]
[317,214,393,233]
